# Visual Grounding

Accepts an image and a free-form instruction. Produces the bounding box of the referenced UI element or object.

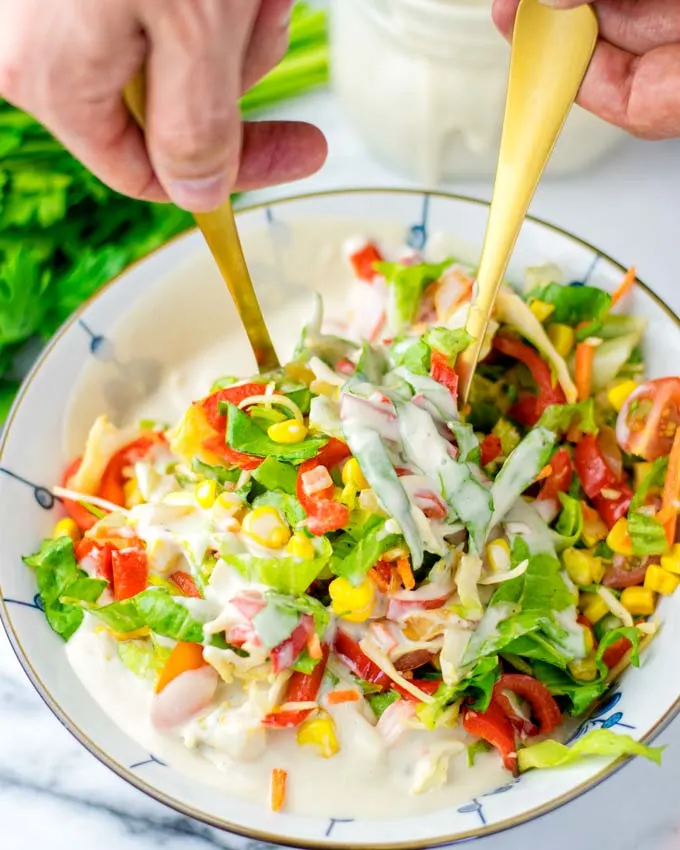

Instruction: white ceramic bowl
[1,188,679,849]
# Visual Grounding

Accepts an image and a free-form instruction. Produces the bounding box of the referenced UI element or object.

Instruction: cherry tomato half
[616,378,680,461]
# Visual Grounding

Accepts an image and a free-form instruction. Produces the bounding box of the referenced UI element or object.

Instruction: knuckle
[154,110,235,170]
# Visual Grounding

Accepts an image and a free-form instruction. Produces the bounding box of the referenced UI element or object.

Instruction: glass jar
[329,0,624,182]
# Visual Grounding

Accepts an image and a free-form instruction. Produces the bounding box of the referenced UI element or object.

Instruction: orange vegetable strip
[661,428,680,545]
[155,641,207,694]
[575,342,594,402]
[396,557,415,591]
[270,768,287,812]
[612,266,637,305]
[326,689,361,706]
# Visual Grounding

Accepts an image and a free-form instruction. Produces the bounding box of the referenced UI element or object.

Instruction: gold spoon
[124,73,280,373]
[457,0,598,403]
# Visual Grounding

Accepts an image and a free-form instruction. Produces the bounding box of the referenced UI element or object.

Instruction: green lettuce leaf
[518,728,663,772]
[192,457,241,485]
[389,338,431,376]
[251,456,298,495]
[553,493,583,552]
[225,403,327,461]
[367,689,401,719]
[251,490,306,529]
[376,259,453,334]
[118,639,171,681]
[448,420,480,465]
[538,401,598,435]
[424,327,473,360]
[291,650,321,674]
[490,427,556,525]
[330,519,401,586]
[628,512,669,556]
[23,537,108,641]
[630,457,668,513]
[531,283,612,330]
[222,538,332,596]
[253,591,330,648]
[594,626,642,674]
[356,341,388,383]
[532,661,607,715]
[418,656,500,729]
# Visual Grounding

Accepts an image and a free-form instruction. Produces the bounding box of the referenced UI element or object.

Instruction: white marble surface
[4,82,680,850]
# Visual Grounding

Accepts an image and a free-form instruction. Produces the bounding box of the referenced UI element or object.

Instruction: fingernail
[168,174,229,211]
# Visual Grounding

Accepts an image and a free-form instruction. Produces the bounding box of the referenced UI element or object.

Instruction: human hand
[0,0,327,211]
[492,0,680,140]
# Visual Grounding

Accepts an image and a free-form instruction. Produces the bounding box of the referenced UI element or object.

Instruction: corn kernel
[338,482,357,509]
[53,517,81,543]
[195,479,217,510]
[644,564,680,596]
[216,491,239,512]
[268,420,308,444]
[287,532,315,561]
[242,506,290,549]
[329,576,376,623]
[581,502,608,548]
[620,586,656,616]
[607,380,638,413]
[581,624,595,655]
[547,323,575,358]
[284,361,315,385]
[124,478,143,508]
[486,539,511,573]
[568,656,599,682]
[529,299,555,323]
[563,548,603,587]
[579,592,609,624]
[341,458,369,490]
[606,518,633,556]
[296,714,339,758]
[661,544,680,576]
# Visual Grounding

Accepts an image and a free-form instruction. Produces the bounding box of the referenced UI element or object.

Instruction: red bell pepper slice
[601,636,632,669]
[111,548,148,601]
[509,395,541,428]
[170,570,201,598]
[296,438,352,535]
[480,434,503,467]
[463,697,518,775]
[493,674,562,736]
[262,645,330,728]
[538,447,573,501]
[200,382,268,433]
[349,243,384,282]
[333,629,391,690]
[574,434,632,527]
[202,436,264,470]
[494,335,566,422]
[99,433,164,506]
[76,538,115,584]
[430,350,459,403]
[60,458,99,531]
[269,615,315,674]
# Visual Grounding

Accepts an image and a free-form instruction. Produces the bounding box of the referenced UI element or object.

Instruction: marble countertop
[4,84,680,850]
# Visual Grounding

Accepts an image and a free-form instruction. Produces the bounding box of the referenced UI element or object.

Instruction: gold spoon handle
[457,0,598,403]
[124,73,280,374]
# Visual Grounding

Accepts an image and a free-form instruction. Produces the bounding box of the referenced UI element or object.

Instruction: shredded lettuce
[490,427,556,526]
[630,457,668,513]
[418,656,499,728]
[225,403,327,461]
[376,259,453,334]
[518,728,663,772]
[424,327,473,360]
[118,639,171,681]
[23,537,108,641]
[389,338,431,376]
[537,401,598,435]
[448,421,480,464]
[192,457,241,485]
[628,512,669,557]
[330,519,401,586]
[223,538,331,596]
[532,661,607,715]
[356,341,389,383]
[552,493,583,552]
[530,283,612,332]
[367,689,401,719]
[251,457,299,495]
[588,332,644,392]
[254,591,329,645]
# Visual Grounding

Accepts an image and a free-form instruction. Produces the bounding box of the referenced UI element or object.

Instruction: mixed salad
[26,238,673,812]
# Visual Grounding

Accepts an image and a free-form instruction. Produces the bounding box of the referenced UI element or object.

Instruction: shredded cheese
[237,393,304,423]
[359,636,435,703]
[52,486,129,516]
[479,559,529,585]
[597,586,634,628]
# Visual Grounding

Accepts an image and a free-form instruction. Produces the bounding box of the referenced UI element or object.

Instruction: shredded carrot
[327,689,360,706]
[306,630,323,660]
[535,464,553,483]
[155,641,207,694]
[270,768,287,812]
[661,428,680,545]
[396,556,416,590]
[612,266,637,305]
[575,342,595,402]
[368,567,390,593]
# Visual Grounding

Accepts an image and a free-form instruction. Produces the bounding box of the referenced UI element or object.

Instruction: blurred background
[0,0,676,427]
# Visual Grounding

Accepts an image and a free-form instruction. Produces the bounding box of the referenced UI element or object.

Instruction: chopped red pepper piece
[593,486,633,529]
[111,548,148,601]
[509,394,541,428]
[601,636,633,669]
[99,433,164,506]
[296,438,352,535]
[270,615,315,674]
[333,629,391,690]
[262,645,330,728]
[494,335,566,423]
[463,697,518,775]
[493,674,562,736]
[60,458,99,531]
[170,571,201,598]
[200,382,268,433]
[538,447,573,501]
[349,243,384,282]
[76,538,115,584]
[574,434,632,528]
[430,350,459,403]
[480,434,503,467]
